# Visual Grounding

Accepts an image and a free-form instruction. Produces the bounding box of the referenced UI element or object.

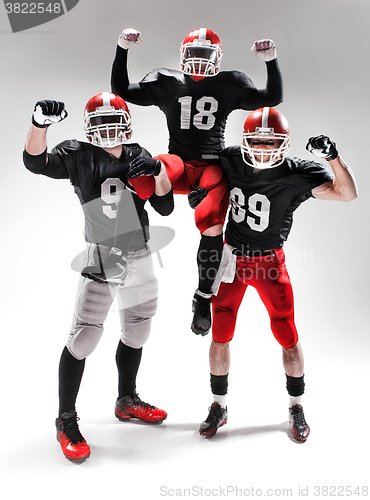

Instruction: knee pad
[118,280,158,349]
[271,314,298,349]
[120,300,157,349]
[67,324,104,360]
[137,279,158,316]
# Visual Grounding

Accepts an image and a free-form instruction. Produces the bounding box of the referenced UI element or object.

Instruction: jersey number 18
[178,96,218,131]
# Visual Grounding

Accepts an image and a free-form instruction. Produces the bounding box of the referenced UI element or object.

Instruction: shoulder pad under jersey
[140,68,186,84]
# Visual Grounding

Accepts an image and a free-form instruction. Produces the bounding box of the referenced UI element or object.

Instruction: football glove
[251,39,276,62]
[306,135,338,161]
[188,187,209,209]
[127,156,162,178]
[32,100,68,128]
[118,28,142,49]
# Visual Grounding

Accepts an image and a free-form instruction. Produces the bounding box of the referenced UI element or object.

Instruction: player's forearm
[154,162,172,196]
[24,124,48,156]
[111,45,130,95]
[327,156,358,201]
[264,58,284,106]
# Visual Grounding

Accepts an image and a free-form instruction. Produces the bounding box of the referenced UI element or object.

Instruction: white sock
[289,395,302,408]
[213,394,227,409]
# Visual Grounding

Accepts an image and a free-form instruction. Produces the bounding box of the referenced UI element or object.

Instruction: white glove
[32,100,68,128]
[118,28,142,49]
[251,39,276,62]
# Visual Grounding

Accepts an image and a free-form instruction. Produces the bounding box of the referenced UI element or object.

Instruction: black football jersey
[111,46,283,161]
[24,140,151,248]
[220,146,334,251]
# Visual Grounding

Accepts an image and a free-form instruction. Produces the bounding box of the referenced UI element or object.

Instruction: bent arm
[312,156,358,201]
[249,59,284,108]
[24,123,69,178]
[111,46,154,105]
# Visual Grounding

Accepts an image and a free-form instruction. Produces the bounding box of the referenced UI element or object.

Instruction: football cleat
[81,247,128,284]
[199,402,228,438]
[288,404,310,443]
[55,411,91,464]
[115,392,167,424]
[191,289,212,335]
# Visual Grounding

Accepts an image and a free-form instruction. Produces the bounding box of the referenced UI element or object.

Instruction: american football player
[23,94,174,464]
[196,107,357,441]
[111,27,283,336]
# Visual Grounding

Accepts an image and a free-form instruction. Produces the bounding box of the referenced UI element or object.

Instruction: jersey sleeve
[290,157,334,201]
[111,45,155,106]
[234,59,283,110]
[23,146,70,179]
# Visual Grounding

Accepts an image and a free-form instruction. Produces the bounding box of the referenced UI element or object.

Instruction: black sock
[210,373,228,396]
[58,346,85,417]
[116,341,142,398]
[286,374,305,397]
[197,234,223,294]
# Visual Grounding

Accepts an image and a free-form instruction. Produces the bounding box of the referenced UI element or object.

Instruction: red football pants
[212,248,298,349]
[154,154,229,233]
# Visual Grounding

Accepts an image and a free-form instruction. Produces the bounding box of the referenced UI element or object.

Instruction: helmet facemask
[84,106,132,148]
[241,127,290,169]
[180,40,222,77]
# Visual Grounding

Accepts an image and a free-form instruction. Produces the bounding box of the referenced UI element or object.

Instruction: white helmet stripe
[102,92,111,106]
[198,28,207,39]
[262,107,270,128]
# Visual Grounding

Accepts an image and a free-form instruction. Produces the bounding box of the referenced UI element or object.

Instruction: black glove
[188,186,209,209]
[126,156,162,178]
[306,135,338,161]
[32,100,68,128]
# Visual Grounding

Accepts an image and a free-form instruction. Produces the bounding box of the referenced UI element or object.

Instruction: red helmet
[241,107,290,169]
[83,92,132,148]
[180,28,223,78]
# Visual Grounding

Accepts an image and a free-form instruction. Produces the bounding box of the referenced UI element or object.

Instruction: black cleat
[199,402,228,438]
[81,247,128,284]
[191,289,212,335]
[289,404,310,443]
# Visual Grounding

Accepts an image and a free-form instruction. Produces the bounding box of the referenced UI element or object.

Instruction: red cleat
[115,392,167,424]
[55,411,91,464]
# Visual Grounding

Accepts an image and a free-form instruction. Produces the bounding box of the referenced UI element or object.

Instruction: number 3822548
[5,3,62,14]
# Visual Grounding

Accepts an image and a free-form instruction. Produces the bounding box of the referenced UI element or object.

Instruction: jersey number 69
[230,188,270,232]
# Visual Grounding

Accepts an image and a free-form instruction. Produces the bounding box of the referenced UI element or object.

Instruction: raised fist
[306,135,338,161]
[32,100,68,128]
[118,28,142,50]
[251,39,276,62]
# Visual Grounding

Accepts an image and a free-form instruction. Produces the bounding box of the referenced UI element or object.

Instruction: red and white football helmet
[180,28,223,78]
[83,92,132,148]
[241,107,290,169]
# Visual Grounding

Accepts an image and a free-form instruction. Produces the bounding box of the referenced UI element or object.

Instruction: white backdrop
[0,1,369,499]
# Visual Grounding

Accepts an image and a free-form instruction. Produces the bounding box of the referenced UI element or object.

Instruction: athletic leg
[56,244,117,463]
[190,162,228,335]
[200,278,247,438]
[114,248,167,423]
[249,251,310,442]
